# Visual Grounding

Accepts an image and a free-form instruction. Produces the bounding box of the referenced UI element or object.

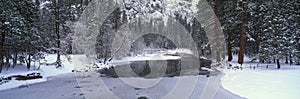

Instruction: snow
[0,54,109,91]
[0,73,84,99]
[117,0,199,25]
[201,67,215,72]
[4,22,10,24]
[0,54,71,90]
[0,53,242,98]
[40,1,51,9]
[121,49,194,61]
[0,71,243,99]
[122,54,181,61]
[42,54,74,77]
[0,77,46,91]
[3,53,300,99]
[0,53,244,98]
[166,48,194,55]
[110,48,198,66]
[221,55,300,99]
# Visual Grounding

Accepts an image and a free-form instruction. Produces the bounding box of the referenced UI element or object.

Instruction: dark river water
[100,55,212,78]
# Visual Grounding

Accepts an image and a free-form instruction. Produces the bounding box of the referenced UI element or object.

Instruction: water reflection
[99,55,211,78]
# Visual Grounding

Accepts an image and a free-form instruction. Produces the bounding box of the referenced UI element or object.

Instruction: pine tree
[0,0,45,71]
[237,0,246,65]
[218,0,240,61]
[41,0,90,67]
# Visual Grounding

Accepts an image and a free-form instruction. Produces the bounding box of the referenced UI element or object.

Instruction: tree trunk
[289,54,293,65]
[55,1,61,67]
[276,59,280,69]
[227,30,233,61]
[214,0,218,16]
[0,18,6,73]
[13,52,17,68]
[103,49,108,64]
[238,12,244,65]
[285,56,288,64]
[227,3,232,59]
[5,54,10,68]
[27,54,31,70]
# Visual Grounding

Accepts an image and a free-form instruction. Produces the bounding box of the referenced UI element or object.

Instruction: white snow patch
[122,54,181,61]
[0,77,46,91]
[222,55,300,99]
[201,67,215,72]
[167,48,194,55]
[4,22,9,25]
[40,1,51,9]
[0,54,109,91]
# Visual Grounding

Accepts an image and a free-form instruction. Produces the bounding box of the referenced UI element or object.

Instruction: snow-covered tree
[40,0,91,67]
[0,0,44,72]
[91,0,214,63]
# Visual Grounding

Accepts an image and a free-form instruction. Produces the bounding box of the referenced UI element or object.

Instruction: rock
[137,96,148,99]
[199,59,212,67]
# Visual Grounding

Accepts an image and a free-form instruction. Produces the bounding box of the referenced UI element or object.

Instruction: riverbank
[0,71,244,99]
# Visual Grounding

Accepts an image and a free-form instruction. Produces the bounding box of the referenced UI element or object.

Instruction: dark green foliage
[212,0,299,64]
[0,0,43,72]
[0,0,91,72]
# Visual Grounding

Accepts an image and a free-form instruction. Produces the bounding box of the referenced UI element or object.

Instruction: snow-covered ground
[0,53,244,99]
[221,55,300,99]
[0,73,84,99]
[5,53,299,99]
[0,54,72,90]
[0,52,188,91]
[122,54,181,61]
[0,54,109,91]
[0,71,243,99]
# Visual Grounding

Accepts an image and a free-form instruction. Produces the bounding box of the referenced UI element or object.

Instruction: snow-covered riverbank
[221,56,300,99]
[221,65,300,99]
[0,54,108,91]
[0,72,244,99]
[4,54,299,99]
[0,54,245,99]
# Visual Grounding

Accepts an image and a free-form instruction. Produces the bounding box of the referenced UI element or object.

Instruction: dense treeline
[0,0,91,73]
[209,0,299,67]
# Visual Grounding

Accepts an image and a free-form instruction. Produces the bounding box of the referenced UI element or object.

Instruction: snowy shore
[221,55,300,99]
[0,54,244,99]
[221,65,300,99]
[0,72,244,99]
